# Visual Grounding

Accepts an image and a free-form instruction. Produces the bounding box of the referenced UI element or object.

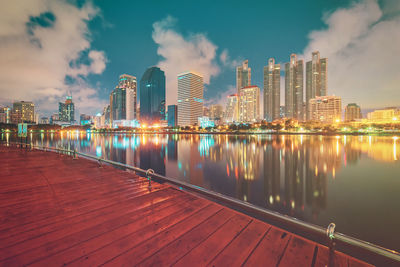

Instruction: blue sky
[0,0,399,116]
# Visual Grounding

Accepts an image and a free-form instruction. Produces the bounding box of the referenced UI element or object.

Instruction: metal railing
[3,141,400,266]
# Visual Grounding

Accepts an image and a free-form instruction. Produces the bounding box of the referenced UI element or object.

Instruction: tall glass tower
[139,67,166,124]
[263,58,281,122]
[306,51,327,120]
[285,54,304,121]
[177,71,203,126]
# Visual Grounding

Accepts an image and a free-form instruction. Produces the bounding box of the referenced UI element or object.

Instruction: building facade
[139,67,166,124]
[0,106,11,123]
[110,74,137,124]
[285,54,304,121]
[344,103,362,121]
[264,58,281,122]
[239,85,260,123]
[224,94,239,124]
[167,105,178,127]
[309,96,341,123]
[177,72,204,126]
[236,60,251,93]
[367,108,400,122]
[306,51,327,120]
[209,104,224,121]
[12,101,35,123]
[58,96,74,123]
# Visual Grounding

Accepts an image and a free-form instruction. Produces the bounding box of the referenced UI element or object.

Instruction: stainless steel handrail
[2,141,400,264]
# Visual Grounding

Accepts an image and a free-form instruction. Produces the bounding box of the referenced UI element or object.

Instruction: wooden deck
[0,146,373,267]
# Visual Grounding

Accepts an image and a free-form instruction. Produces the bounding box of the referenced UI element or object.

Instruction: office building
[285,54,304,121]
[167,105,178,127]
[224,94,239,123]
[306,51,327,120]
[59,96,74,123]
[0,107,11,123]
[209,104,224,120]
[345,103,362,121]
[239,85,260,123]
[12,101,35,123]
[264,58,281,122]
[367,108,400,122]
[309,96,341,123]
[177,71,204,126]
[80,114,92,125]
[236,60,251,93]
[110,74,137,125]
[139,67,166,124]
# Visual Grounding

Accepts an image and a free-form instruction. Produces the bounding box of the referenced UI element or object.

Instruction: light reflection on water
[2,133,400,251]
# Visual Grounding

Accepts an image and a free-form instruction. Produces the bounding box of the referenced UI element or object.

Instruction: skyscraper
[11,101,35,123]
[177,71,204,126]
[209,104,224,121]
[239,85,260,123]
[236,60,251,93]
[264,58,281,122]
[167,105,178,127]
[224,94,239,124]
[306,51,327,120]
[139,67,166,124]
[345,103,362,121]
[285,54,304,121]
[58,96,74,123]
[110,74,137,124]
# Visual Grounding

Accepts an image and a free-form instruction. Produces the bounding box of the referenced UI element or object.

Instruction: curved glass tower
[139,67,166,124]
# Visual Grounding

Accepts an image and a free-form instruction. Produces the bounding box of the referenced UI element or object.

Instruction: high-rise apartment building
[177,71,204,126]
[236,60,251,93]
[110,74,137,123]
[264,58,281,122]
[306,51,327,120]
[285,54,304,121]
[12,101,35,123]
[309,96,341,123]
[209,104,224,121]
[345,103,362,121]
[239,85,260,123]
[59,96,74,123]
[224,94,239,124]
[139,67,166,124]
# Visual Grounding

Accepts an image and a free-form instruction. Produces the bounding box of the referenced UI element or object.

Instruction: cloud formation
[152,16,220,106]
[302,0,400,109]
[0,0,107,116]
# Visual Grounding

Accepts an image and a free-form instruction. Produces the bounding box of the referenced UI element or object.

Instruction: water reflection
[2,133,399,251]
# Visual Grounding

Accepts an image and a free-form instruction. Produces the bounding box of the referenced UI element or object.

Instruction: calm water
[2,132,400,251]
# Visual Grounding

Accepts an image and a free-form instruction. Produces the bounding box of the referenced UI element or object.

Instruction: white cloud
[205,84,236,107]
[152,16,220,106]
[0,0,107,116]
[220,49,241,69]
[302,0,400,109]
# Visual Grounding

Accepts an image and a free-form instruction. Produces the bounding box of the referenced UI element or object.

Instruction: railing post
[146,169,154,189]
[73,149,78,160]
[327,223,336,267]
[98,159,103,168]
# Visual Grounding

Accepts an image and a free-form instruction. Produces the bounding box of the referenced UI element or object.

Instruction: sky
[0,0,399,117]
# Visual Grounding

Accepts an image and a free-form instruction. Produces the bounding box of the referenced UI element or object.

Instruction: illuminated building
[280,106,285,118]
[40,117,49,124]
[139,67,166,124]
[239,85,260,123]
[198,116,215,128]
[285,54,304,121]
[345,103,362,121]
[224,94,239,123]
[59,96,74,123]
[236,60,251,93]
[264,58,280,122]
[80,114,92,125]
[209,104,224,121]
[177,71,204,126]
[0,106,11,123]
[306,51,327,120]
[110,74,137,127]
[12,101,35,123]
[367,108,400,122]
[309,95,342,123]
[167,105,178,127]
[203,106,210,117]
[50,113,59,124]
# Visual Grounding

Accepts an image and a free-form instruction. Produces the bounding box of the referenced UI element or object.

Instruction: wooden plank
[173,214,252,267]
[209,219,271,267]
[277,235,316,267]
[244,227,292,266]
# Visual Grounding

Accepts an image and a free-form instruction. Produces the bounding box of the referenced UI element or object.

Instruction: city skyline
[0,0,399,117]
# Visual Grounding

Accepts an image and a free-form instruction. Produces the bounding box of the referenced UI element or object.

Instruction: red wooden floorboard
[0,146,374,267]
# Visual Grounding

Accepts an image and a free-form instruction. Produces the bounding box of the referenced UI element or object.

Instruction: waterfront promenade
[0,146,372,266]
